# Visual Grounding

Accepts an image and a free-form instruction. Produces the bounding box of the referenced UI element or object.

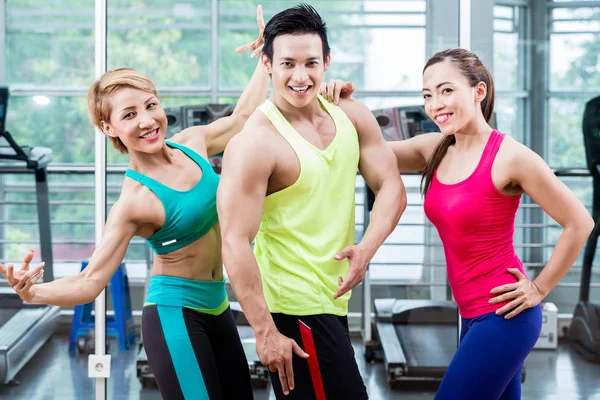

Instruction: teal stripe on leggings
[157,305,209,400]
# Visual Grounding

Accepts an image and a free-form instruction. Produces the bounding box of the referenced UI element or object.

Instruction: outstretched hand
[319,80,356,105]
[333,244,371,299]
[235,5,265,57]
[489,268,544,319]
[0,249,44,303]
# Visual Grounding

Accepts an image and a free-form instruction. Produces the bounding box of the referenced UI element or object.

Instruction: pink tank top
[424,130,525,318]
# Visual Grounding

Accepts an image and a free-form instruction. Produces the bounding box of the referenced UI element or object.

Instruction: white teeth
[141,129,157,139]
[291,86,309,93]
[436,114,450,122]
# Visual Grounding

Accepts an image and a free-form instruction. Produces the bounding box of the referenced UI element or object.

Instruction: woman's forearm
[32,272,105,306]
[534,224,593,297]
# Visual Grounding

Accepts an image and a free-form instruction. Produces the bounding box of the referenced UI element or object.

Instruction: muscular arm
[330,99,406,298]
[30,199,139,306]
[511,142,594,297]
[388,132,444,173]
[217,130,275,336]
[343,99,407,252]
[218,128,309,392]
[179,60,270,156]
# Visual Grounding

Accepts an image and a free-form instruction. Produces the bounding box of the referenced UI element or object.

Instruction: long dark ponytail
[420,48,495,196]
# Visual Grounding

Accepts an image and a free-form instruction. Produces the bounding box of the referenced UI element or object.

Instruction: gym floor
[0,335,598,400]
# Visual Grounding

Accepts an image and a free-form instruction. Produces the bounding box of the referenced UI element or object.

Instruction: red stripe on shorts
[298,320,326,400]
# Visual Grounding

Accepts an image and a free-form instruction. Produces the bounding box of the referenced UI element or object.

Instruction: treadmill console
[0,87,7,133]
[366,105,439,210]
[165,103,236,174]
[372,105,439,142]
[0,87,52,169]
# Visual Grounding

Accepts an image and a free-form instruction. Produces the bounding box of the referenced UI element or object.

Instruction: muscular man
[217,5,406,399]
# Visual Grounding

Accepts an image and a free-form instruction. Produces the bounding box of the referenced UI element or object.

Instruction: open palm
[0,249,44,303]
[235,5,265,57]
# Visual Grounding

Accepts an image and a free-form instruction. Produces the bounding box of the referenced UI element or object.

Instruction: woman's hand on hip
[489,268,544,319]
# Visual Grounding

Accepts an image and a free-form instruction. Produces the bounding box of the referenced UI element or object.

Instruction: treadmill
[369,299,457,385]
[0,87,60,384]
[568,95,600,362]
[363,106,458,386]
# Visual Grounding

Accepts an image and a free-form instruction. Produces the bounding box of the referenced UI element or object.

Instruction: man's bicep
[217,139,271,240]
[353,105,399,193]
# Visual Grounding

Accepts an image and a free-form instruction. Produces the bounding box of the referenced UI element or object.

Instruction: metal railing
[0,166,597,294]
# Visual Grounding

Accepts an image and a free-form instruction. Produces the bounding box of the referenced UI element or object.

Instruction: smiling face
[263,33,330,109]
[422,59,488,136]
[100,87,168,154]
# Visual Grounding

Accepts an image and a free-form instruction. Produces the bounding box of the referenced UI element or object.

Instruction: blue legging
[435,305,542,400]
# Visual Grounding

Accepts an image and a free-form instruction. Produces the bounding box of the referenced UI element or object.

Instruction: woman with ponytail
[392,48,593,399]
[324,48,593,399]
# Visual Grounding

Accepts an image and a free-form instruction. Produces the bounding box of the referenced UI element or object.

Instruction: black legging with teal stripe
[142,276,253,399]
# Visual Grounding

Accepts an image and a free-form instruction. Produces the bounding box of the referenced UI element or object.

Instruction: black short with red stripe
[270,313,369,400]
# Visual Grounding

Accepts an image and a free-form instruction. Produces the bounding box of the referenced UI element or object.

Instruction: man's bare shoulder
[244,109,279,135]
[221,111,277,179]
[335,97,371,125]
[227,109,280,153]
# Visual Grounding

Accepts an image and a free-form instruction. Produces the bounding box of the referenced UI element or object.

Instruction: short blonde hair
[87,68,159,154]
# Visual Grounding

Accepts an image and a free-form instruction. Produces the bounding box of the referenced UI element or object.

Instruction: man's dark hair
[262,4,330,63]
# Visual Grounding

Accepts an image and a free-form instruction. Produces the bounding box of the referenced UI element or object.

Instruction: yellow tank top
[254,95,360,316]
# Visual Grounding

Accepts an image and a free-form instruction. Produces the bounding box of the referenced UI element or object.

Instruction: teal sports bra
[124,141,220,255]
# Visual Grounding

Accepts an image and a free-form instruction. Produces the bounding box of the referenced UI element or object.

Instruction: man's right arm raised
[217,122,307,395]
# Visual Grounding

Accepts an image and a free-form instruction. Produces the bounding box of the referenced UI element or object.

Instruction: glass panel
[6,96,94,163]
[494,19,514,32]
[219,1,426,91]
[357,96,425,111]
[494,5,514,19]
[550,33,600,91]
[6,1,95,87]
[548,97,588,168]
[370,174,427,282]
[494,32,520,91]
[161,96,213,109]
[554,20,600,33]
[494,5,526,93]
[107,0,212,89]
[552,6,600,19]
[495,97,525,143]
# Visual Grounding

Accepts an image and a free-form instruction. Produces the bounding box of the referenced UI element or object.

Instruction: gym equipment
[568,95,600,363]
[0,87,60,384]
[69,261,136,354]
[363,105,458,386]
[165,103,236,173]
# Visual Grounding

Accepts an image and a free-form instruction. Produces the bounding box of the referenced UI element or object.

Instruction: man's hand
[333,244,373,299]
[319,79,356,105]
[0,249,44,303]
[256,329,309,395]
[235,5,265,57]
